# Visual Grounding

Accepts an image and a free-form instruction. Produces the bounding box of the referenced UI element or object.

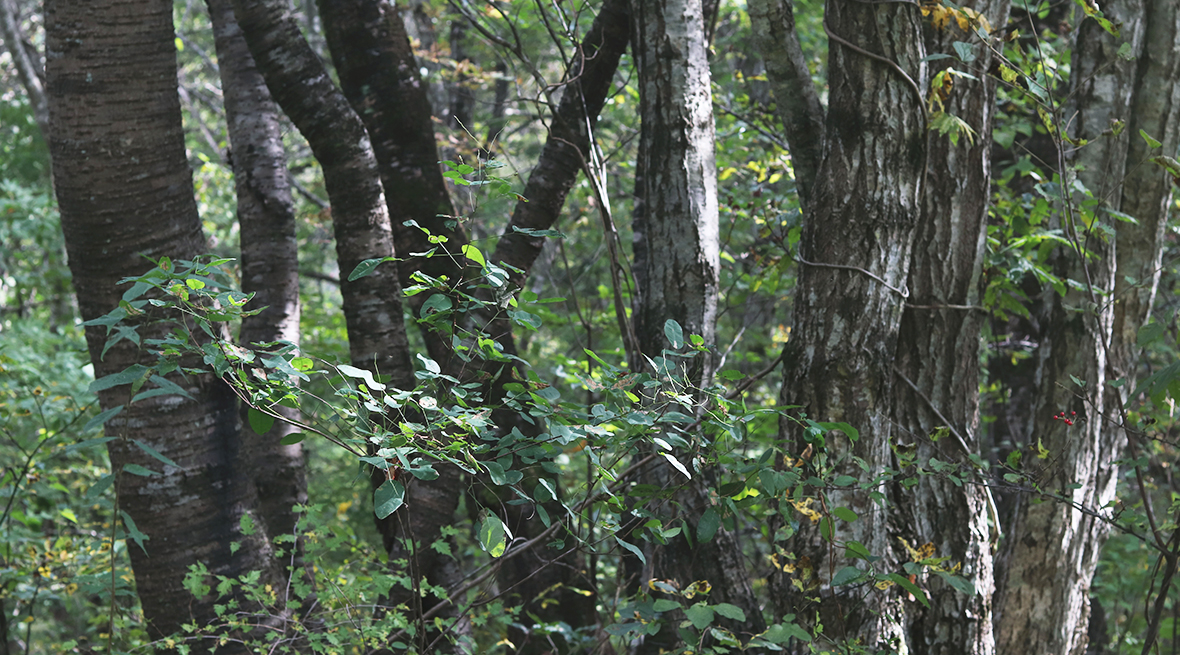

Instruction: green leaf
[1138,321,1165,347]
[662,453,692,480]
[421,293,453,316]
[697,507,721,543]
[934,570,976,596]
[240,513,256,536]
[712,603,746,622]
[684,603,714,630]
[248,408,276,435]
[280,432,305,445]
[511,226,566,239]
[845,540,873,560]
[374,480,406,519]
[653,599,680,612]
[814,421,859,442]
[952,41,976,62]
[416,353,441,375]
[1140,129,1162,149]
[614,535,645,565]
[291,357,314,372]
[60,508,78,524]
[132,439,179,469]
[887,573,929,607]
[120,511,150,554]
[348,257,394,281]
[1151,155,1180,178]
[461,244,486,267]
[337,363,387,390]
[762,621,811,644]
[85,474,116,501]
[484,460,523,486]
[479,514,509,557]
[832,507,858,522]
[663,319,684,349]
[89,364,150,394]
[122,463,158,477]
[831,566,864,586]
[83,405,124,433]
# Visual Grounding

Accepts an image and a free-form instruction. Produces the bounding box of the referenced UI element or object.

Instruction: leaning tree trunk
[628,0,764,650]
[230,0,415,389]
[994,1,1177,653]
[46,0,275,646]
[890,1,1009,653]
[0,0,46,138]
[319,0,467,369]
[206,0,307,556]
[769,0,926,649]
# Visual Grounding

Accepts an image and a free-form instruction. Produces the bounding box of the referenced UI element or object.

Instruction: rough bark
[206,0,307,556]
[1108,0,1180,389]
[0,0,47,138]
[747,0,825,208]
[628,0,764,650]
[770,0,926,649]
[229,0,414,389]
[46,0,273,645]
[891,1,1010,653]
[318,0,467,369]
[994,2,1146,653]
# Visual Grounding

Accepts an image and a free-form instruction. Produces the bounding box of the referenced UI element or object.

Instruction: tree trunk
[994,1,1178,653]
[629,0,765,650]
[206,0,307,558]
[770,0,926,649]
[891,2,1009,654]
[230,0,414,388]
[46,0,274,646]
[318,0,466,369]
[0,0,47,138]
[747,0,824,208]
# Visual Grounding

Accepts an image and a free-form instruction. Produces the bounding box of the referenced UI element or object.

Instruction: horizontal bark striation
[231,0,414,388]
[995,2,1144,653]
[207,0,307,557]
[46,0,274,644]
[773,0,926,648]
[319,0,467,368]
[892,1,1010,653]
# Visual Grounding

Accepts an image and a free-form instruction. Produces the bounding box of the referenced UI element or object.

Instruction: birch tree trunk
[629,0,765,650]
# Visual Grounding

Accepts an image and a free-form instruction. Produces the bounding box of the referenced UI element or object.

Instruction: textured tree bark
[747,0,824,208]
[230,0,415,389]
[891,2,1009,654]
[46,0,273,646]
[318,0,467,369]
[770,0,926,649]
[629,0,765,650]
[994,2,1146,653]
[206,0,307,558]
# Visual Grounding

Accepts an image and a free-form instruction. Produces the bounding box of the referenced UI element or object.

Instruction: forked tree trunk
[891,1,1009,653]
[206,0,307,555]
[230,0,415,388]
[770,0,926,648]
[46,0,274,646]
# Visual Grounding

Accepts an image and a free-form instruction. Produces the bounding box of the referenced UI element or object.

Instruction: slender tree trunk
[628,0,765,650]
[770,0,926,649]
[46,0,273,646]
[318,0,466,369]
[891,2,1009,654]
[229,0,414,388]
[206,0,307,557]
[747,0,824,208]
